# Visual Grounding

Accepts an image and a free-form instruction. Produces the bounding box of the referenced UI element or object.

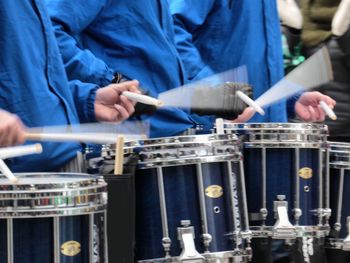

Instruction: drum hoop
[138,154,241,169]
[223,122,328,131]
[0,204,107,218]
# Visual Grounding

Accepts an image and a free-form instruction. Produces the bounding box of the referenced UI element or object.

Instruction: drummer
[170,0,336,124]
[0,0,139,172]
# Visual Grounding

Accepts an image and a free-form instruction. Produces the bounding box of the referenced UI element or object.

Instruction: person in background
[0,0,138,172]
[45,0,251,138]
[300,0,350,142]
[170,0,335,124]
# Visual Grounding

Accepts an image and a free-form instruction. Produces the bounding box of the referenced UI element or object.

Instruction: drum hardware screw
[276,195,286,201]
[180,220,191,227]
[202,233,212,253]
[260,208,268,220]
[303,186,310,192]
[334,223,341,232]
[293,208,303,220]
[213,206,220,213]
[161,237,171,258]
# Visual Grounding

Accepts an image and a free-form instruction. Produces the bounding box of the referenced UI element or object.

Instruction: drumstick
[25,132,143,144]
[215,118,225,134]
[319,101,337,120]
[0,159,18,183]
[236,91,265,115]
[114,135,124,175]
[122,91,163,106]
[0,143,42,159]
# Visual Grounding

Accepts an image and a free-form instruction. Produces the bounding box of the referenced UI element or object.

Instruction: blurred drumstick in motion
[122,91,163,107]
[319,101,337,120]
[114,135,125,175]
[236,91,265,115]
[25,121,149,144]
[0,143,43,183]
[255,46,333,108]
[25,132,141,144]
[159,66,249,109]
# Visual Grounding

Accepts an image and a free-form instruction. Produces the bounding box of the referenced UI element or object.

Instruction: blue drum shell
[135,161,246,261]
[244,147,322,226]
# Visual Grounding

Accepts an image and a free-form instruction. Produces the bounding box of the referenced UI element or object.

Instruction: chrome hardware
[273,195,296,239]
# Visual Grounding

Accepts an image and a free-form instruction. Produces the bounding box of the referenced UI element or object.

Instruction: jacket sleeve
[45,0,114,87]
[170,0,216,81]
[69,80,98,123]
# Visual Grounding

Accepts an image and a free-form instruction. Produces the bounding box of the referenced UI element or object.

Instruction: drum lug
[177,220,205,262]
[273,195,296,239]
[342,217,350,251]
[292,208,302,222]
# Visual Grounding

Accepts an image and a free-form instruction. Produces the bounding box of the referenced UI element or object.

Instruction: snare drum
[223,123,330,239]
[0,173,107,263]
[327,142,350,254]
[134,134,251,262]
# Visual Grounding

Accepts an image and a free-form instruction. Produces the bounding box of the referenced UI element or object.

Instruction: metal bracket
[177,220,205,262]
[273,195,296,239]
[343,217,350,251]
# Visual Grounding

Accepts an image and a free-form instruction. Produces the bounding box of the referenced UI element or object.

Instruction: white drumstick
[319,101,337,120]
[122,91,163,107]
[236,91,265,115]
[215,118,225,134]
[25,132,145,144]
[0,143,43,160]
[0,159,18,183]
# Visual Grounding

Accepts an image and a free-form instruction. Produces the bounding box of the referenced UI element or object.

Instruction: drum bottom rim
[137,249,252,263]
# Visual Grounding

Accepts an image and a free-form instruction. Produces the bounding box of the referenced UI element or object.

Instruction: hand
[277,0,303,29]
[95,80,140,122]
[295,91,336,122]
[0,110,26,147]
[231,107,256,123]
[332,0,350,37]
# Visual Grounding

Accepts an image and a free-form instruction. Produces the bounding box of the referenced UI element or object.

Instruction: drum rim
[0,173,107,217]
[222,122,328,131]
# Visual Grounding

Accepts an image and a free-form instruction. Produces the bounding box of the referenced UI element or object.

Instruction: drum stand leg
[196,163,212,253]
[334,168,345,233]
[7,218,13,263]
[53,216,60,263]
[260,148,268,224]
[156,167,172,258]
[293,148,302,225]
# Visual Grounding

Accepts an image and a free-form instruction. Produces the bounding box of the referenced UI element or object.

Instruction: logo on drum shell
[299,167,313,179]
[205,185,223,198]
[61,240,81,256]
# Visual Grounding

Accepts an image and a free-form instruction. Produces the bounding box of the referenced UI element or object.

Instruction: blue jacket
[46,0,215,137]
[170,0,287,122]
[0,0,98,172]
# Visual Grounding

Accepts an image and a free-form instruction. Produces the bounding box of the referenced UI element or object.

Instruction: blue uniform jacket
[0,0,98,172]
[170,0,288,122]
[46,0,215,138]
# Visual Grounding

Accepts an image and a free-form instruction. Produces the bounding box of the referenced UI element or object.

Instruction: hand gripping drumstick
[236,91,265,116]
[0,144,43,183]
[122,91,163,107]
[319,101,337,120]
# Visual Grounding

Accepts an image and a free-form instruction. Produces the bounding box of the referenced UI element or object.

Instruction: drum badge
[299,167,313,179]
[205,185,223,198]
[61,240,81,256]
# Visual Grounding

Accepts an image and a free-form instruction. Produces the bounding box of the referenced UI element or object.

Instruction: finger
[120,95,136,112]
[308,105,317,122]
[114,104,130,121]
[232,107,255,123]
[316,105,325,122]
